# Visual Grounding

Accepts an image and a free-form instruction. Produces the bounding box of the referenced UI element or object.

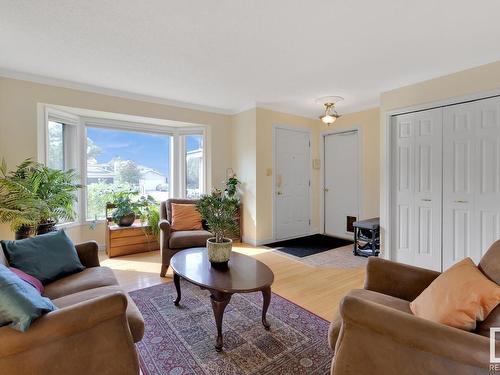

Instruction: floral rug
[130,281,332,375]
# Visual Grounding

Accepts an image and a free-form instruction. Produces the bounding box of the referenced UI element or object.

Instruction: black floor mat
[265,234,353,258]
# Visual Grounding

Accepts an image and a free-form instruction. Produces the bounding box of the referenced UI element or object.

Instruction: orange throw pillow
[170,203,203,231]
[410,257,500,331]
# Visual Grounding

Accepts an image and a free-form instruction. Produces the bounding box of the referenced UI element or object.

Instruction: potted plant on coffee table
[197,189,239,267]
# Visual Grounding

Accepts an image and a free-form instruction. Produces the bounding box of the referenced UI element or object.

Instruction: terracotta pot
[207,238,232,266]
[118,212,136,227]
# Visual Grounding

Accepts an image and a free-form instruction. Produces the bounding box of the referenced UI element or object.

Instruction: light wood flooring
[99,243,365,321]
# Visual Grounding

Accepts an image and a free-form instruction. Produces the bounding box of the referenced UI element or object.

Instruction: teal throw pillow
[1,230,85,285]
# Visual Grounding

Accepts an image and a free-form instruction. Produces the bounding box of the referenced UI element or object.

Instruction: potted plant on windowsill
[0,158,81,239]
[196,189,239,267]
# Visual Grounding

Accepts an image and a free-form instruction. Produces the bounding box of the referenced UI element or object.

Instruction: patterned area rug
[130,281,332,375]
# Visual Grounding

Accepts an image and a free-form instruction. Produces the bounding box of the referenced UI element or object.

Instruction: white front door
[324,131,359,238]
[274,127,311,240]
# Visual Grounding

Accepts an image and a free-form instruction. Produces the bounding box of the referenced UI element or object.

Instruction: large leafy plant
[0,158,81,232]
[196,189,239,243]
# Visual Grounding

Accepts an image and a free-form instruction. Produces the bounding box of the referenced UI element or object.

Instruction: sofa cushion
[169,230,212,249]
[53,285,144,343]
[0,264,57,332]
[1,230,85,284]
[9,267,44,294]
[44,266,118,299]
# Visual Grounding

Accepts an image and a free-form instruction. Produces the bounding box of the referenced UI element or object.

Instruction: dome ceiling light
[317,96,344,125]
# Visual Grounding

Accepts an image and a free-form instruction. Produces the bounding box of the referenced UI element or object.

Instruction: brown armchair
[329,240,500,375]
[159,199,212,277]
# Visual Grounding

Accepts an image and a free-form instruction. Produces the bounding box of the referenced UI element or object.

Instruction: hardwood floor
[99,243,365,321]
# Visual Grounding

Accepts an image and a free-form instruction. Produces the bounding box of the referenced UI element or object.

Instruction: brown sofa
[0,241,144,375]
[329,240,500,375]
[159,199,212,277]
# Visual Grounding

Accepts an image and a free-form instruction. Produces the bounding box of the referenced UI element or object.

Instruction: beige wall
[231,109,257,241]
[379,60,500,254]
[319,107,380,220]
[0,77,232,243]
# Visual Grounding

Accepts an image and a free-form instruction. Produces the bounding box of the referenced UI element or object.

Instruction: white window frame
[38,105,207,227]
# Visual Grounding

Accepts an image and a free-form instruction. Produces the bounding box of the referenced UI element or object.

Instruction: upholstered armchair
[329,240,500,375]
[159,199,212,277]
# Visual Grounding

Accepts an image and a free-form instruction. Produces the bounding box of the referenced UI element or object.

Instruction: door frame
[320,126,363,238]
[381,88,500,262]
[272,124,313,242]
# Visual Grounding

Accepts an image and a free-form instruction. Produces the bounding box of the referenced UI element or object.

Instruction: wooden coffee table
[170,247,275,351]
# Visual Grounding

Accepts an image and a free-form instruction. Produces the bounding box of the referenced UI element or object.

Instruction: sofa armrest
[0,292,129,357]
[339,294,495,369]
[364,257,440,301]
[75,241,100,267]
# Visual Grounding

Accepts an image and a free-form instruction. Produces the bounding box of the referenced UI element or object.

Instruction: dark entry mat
[265,234,353,257]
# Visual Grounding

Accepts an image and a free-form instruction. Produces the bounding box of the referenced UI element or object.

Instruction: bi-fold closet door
[442,97,500,269]
[392,96,500,272]
[392,108,443,271]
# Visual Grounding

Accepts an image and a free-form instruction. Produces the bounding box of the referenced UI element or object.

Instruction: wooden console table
[105,221,159,258]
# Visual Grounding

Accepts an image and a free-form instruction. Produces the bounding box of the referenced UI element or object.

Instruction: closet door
[442,102,476,269]
[443,97,500,268]
[392,108,443,271]
[474,97,500,260]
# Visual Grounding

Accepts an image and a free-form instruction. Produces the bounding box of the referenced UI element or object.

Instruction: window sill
[56,220,107,230]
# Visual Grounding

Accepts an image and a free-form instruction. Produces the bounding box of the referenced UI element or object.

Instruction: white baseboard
[98,243,106,251]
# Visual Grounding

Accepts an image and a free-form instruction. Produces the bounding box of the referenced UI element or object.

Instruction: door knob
[454,200,468,203]
[421,199,432,202]
[277,191,283,195]
[324,188,329,192]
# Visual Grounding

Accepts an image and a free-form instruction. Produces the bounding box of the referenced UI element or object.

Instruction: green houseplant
[196,189,239,266]
[110,191,137,227]
[0,158,81,239]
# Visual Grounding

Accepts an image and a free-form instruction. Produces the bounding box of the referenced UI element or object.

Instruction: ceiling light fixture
[317,96,343,125]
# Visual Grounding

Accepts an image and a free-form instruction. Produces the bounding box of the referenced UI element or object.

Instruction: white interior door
[443,97,500,268]
[392,108,443,271]
[324,131,359,239]
[274,127,311,240]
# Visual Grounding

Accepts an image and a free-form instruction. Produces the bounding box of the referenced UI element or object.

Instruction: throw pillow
[9,267,44,294]
[0,264,57,332]
[171,203,203,231]
[1,230,85,285]
[410,257,500,331]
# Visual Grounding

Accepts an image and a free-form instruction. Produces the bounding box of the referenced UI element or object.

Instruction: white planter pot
[207,238,233,264]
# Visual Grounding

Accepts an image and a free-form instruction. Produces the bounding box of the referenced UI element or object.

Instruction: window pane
[86,127,171,220]
[47,121,64,170]
[185,135,203,199]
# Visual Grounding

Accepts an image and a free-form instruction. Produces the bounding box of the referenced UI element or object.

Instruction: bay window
[40,106,206,225]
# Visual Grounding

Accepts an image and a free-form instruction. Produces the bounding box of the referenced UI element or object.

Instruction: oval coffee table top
[170,247,274,293]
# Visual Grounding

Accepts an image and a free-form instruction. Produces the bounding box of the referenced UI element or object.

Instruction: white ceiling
[2,1,500,118]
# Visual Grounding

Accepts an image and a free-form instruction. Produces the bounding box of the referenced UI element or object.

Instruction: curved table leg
[210,290,232,352]
[262,286,271,330]
[173,273,181,306]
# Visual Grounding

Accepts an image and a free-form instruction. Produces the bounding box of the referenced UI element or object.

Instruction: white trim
[272,124,313,242]
[37,103,208,227]
[0,68,232,115]
[381,88,500,262]
[319,126,363,238]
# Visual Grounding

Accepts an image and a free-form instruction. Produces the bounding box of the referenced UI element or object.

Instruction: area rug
[265,234,353,257]
[130,281,332,375]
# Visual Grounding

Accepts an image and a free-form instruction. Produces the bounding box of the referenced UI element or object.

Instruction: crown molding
[0,68,234,116]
